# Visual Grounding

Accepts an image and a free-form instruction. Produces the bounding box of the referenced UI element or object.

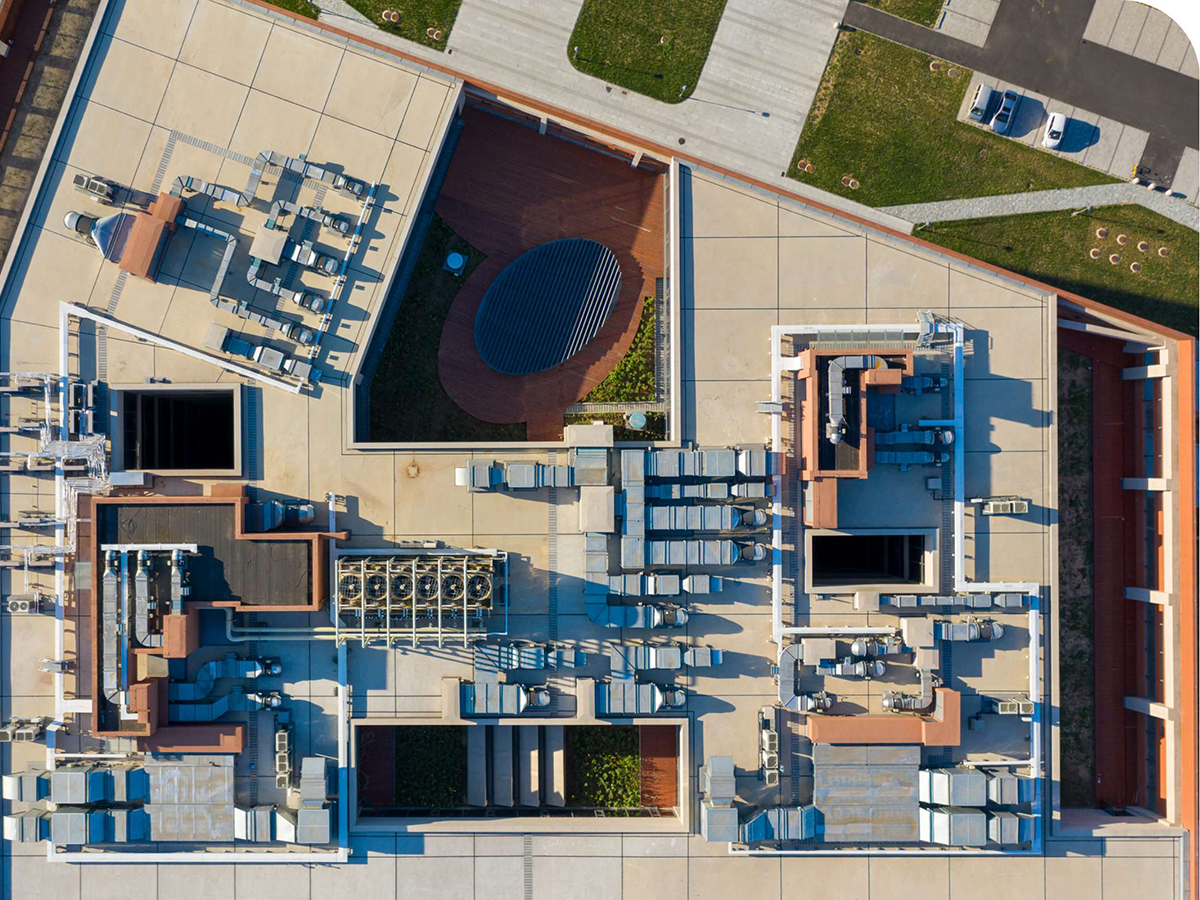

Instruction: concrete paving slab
[962,378,1047,453]
[155,63,249,148]
[227,89,321,160]
[1183,46,1199,79]
[252,25,343,113]
[684,173,778,239]
[1101,853,1178,897]
[624,857,688,900]
[1108,1,1149,55]
[8,854,81,900]
[81,33,174,124]
[474,855,526,900]
[688,854,780,900]
[325,50,419,140]
[1083,0,1123,43]
[1081,115,1125,173]
[228,859,312,899]
[779,235,866,309]
[683,237,777,309]
[1132,8,1173,65]
[396,76,454,151]
[537,854,624,900]
[686,307,775,381]
[59,101,153,186]
[1108,124,1151,180]
[1155,20,1192,71]
[391,854,470,897]
[179,0,273,85]
[865,239,949,309]
[938,9,992,47]
[1171,146,1199,202]
[107,0,196,57]
[686,380,771,446]
[1046,856,1103,896]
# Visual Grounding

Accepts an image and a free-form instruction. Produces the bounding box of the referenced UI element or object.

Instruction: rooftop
[0,0,1191,896]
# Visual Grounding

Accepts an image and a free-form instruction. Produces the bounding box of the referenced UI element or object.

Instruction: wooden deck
[639,724,678,809]
[436,106,664,440]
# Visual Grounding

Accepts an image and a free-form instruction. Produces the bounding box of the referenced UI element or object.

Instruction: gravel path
[884,182,1199,231]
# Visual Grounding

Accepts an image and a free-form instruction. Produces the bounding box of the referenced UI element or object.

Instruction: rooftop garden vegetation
[568,725,641,809]
[368,216,527,442]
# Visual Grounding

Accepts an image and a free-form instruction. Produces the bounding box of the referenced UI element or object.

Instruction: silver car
[1042,112,1066,149]
[991,90,1019,134]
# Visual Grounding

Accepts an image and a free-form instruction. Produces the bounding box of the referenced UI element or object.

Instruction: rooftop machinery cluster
[457,424,776,634]
[64,150,378,388]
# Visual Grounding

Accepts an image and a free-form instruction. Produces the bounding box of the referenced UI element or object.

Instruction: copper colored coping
[137,723,246,755]
[119,192,182,280]
[805,688,961,746]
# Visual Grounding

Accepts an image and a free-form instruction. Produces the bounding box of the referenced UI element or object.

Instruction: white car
[1042,112,1066,149]
[991,90,1019,134]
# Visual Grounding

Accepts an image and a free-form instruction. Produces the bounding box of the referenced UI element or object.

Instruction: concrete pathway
[318,0,915,229]
[883,182,1200,231]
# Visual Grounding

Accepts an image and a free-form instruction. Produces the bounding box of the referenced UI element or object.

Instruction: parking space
[956,70,1149,181]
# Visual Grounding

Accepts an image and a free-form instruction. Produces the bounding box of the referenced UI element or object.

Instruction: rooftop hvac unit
[275,730,290,752]
[1018,701,1035,716]
[414,564,439,606]
[390,571,414,603]
[14,723,44,743]
[441,573,465,603]
[337,572,363,606]
[276,772,291,790]
[364,566,389,608]
[0,723,18,743]
[467,573,492,603]
[760,750,779,770]
[760,728,778,752]
[275,752,290,774]
[996,701,1021,715]
[6,595,38,615]
[762,767,780,787]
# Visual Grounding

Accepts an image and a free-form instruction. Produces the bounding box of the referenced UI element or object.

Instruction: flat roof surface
[97,502,311,605]
[0,0,1188,896]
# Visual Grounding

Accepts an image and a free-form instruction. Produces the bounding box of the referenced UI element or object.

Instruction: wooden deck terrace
[436,105,664,440]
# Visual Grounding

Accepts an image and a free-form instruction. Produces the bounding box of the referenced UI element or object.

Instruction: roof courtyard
[0,1,1192,899]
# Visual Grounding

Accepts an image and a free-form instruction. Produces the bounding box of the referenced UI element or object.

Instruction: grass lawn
[568,725,641,808]
[343,0,462,51]
[568,0,727,103]
[790,30,1117,207]
[864,0,944,27]
[269,0,319,17]
[1057,350,1095,808]
[368,216,527,442]
[920,205,1199,336]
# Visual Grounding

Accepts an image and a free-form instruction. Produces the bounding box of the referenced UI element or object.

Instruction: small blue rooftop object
[474,237,622,375]
[626,411,648,431]
[444,250,466,275]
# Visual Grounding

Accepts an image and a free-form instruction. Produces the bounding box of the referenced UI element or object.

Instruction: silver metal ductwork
[825,355,885,445]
